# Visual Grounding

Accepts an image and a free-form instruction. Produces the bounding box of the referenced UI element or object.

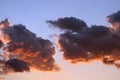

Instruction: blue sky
[0,0,120,80]
[0,0,120,39]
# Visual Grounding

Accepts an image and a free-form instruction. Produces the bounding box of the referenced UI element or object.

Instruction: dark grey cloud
[47,17,87,32]
[47,11,120,68]
[0,19,59,74]
[5,59,30,72]
[107,11,120,23]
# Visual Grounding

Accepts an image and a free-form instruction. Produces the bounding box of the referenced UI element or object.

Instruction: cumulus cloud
[47,11,120,68]
[107,11,120,23]
[0,11,120,74]
[5,59,30,72]
[0,19,59,74]
[47,17,87,32]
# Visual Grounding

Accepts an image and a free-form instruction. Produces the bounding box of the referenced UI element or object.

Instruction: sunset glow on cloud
[0,0,120,80]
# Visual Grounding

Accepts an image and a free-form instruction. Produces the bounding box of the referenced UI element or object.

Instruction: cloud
[0,19,59,74]
[0,40,3,48]
[47,11,120,68]
[0,11,120,74]
[107,11,120,23]
[5,59,30,72]
[47,17,87,32]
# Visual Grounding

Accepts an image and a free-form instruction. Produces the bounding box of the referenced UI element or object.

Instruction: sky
[0,0,120,80]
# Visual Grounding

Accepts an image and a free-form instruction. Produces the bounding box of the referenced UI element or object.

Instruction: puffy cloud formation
[5,59,30,72]
[107,11,120,32]
[0,11,120,74]
[47,11,120,68]
[0,19,59,74]
[47,17,87,32]
[107,11,120,23]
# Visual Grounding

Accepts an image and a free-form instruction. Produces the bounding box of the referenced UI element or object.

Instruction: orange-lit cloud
[0,19,59,74]
[0,11,120,75]
[47,11,120,68]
